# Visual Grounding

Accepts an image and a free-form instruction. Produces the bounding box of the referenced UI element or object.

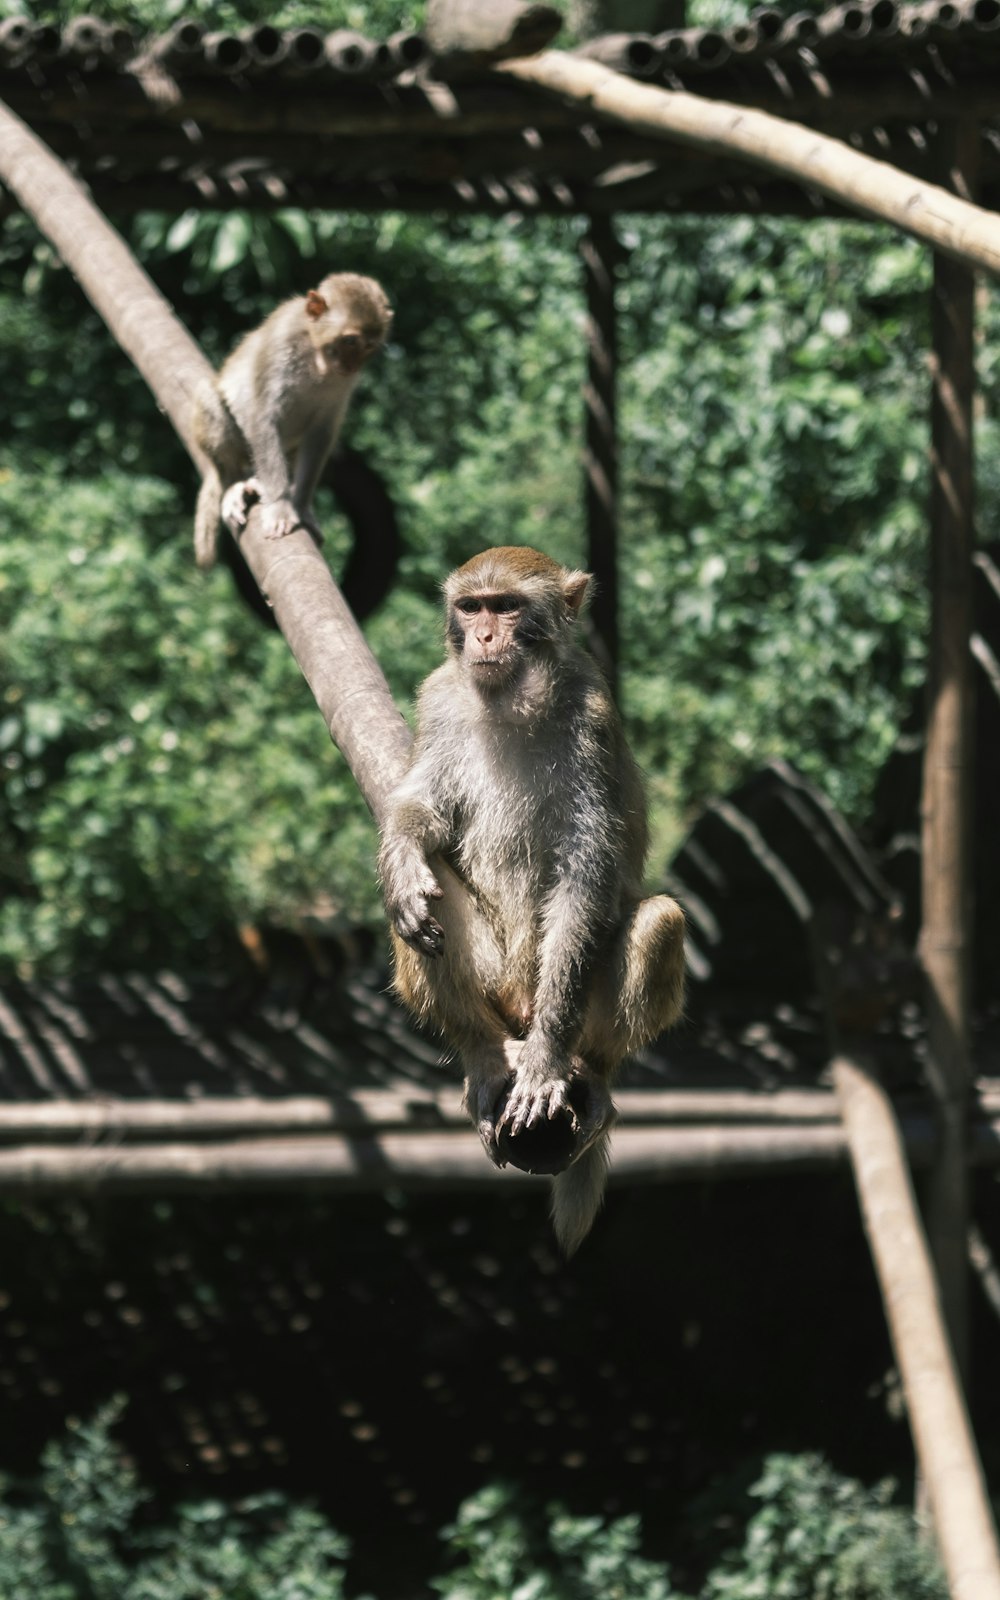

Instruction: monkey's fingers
[501,1076,571,1137]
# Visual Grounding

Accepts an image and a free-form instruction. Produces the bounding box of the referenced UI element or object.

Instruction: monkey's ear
[305,289,328,320]
[563,571,592,618]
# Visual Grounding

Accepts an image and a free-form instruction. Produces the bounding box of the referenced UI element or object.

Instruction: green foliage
[0,1408,945,1600]
[702,1454,946,1600]
[1,1,426,34]
[433,1482,678,1600]
[0,1400,355,1599]
[0,470,382,971]
[618,217,931,832]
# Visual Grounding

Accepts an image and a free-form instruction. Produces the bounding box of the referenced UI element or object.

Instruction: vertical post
[581,214,621,696]
[922,120,979,1375]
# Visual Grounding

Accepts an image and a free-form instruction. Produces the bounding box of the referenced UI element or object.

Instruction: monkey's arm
[378,775,453,958]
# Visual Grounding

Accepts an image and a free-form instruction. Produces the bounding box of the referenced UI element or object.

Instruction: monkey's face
[449,593,534,693]
[311,325,386,378]
[305,278,392,378]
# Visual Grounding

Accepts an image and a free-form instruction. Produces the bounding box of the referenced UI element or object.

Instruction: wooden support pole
[580,214,620,692]
[832,1054,1000,1600]
[922,120,978,1374]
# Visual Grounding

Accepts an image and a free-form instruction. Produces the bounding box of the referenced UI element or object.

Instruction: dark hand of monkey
[388,868,445,957]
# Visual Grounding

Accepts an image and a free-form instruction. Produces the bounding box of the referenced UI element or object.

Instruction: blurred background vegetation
[0,1401,946,1598]
[2,0,997,980]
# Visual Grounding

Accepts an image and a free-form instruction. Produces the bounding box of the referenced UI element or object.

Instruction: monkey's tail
[194,468,222,571]
[550,1130,611,1256]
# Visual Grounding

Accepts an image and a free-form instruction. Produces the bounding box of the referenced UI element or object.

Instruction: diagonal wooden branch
[497,53,1000,276]
[0,96,412,827]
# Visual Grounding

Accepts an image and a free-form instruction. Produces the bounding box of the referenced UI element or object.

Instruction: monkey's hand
[387,868,445,957]
[221,477,261,532]
[497,1036,574,1137]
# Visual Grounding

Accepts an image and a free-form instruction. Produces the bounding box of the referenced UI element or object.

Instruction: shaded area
[7,1171,997,1593]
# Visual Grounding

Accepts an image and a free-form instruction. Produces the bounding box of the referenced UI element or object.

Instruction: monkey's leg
[390,863,514,1165]
[542,896,685,1254]
[585,893,686,1061]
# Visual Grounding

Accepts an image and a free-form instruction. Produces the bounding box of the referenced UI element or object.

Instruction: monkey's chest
[455,787,565,923]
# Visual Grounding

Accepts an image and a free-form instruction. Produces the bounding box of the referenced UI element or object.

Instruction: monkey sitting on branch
[379,546,685,1253]
[191,272,392,570]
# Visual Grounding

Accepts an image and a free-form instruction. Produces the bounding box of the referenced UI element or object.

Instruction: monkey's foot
[260,499,303,541]
[221,477,261,531]
[258,500,326,544]
[493,1048,615,1177]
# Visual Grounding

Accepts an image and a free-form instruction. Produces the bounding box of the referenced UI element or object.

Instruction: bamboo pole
[832,1053,1000,1600]
[495,53,1000,276]
[0,1086,848,1140]
[922,120,978,1374]
[13,1103,1000,1176]
[0,98,412,826]
[0,1122,864,1190]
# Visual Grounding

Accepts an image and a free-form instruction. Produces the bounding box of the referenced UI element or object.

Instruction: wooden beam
[9,1095,1000,1178]
[581,214,621,692]
[922,118,979,1373]
[833,1053,1000,1600]
[0,1085,845,1140]
[0,1121,868,1191]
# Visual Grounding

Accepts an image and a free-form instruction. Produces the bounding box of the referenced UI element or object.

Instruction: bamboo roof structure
[3,2,1000,218]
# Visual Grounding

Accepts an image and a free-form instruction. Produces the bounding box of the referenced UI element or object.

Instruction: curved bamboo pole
[0,97,411,825]
[833,1054,1000,1600]
[497,53,1000,276]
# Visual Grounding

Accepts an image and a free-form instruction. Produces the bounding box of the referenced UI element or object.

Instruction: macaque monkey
[379,547,685,1254]
[191,272,392,570]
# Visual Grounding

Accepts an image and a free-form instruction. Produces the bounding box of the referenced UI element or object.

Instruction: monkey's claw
[390,876,444,957]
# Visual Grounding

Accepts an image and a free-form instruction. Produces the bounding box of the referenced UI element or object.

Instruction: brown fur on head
[304,273,393,376]
[444,546,591,618]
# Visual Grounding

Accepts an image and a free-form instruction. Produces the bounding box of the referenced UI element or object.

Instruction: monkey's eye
[491,596,522,614]
[455,598,484,615]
